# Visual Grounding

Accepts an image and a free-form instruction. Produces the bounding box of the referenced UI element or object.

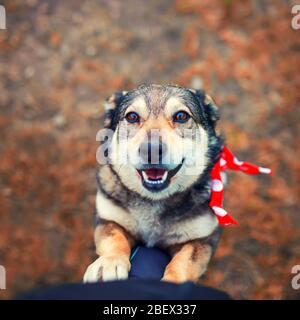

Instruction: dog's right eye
[125,112,140,124]
[173,111,190,123]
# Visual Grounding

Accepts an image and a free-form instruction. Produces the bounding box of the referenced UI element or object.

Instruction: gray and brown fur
[84,84,223,283]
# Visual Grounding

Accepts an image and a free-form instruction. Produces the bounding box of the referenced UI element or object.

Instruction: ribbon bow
[209,146,272,225]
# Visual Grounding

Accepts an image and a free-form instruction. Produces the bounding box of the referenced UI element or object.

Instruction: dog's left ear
[103,91,128,129]
[189,89,219,128]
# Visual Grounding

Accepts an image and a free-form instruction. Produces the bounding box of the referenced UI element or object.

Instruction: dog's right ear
[103,91,128,129]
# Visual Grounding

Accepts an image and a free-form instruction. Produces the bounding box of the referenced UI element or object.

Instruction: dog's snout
[139,141,167,165]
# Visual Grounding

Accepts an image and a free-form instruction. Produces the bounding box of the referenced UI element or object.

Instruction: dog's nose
[139,141,167,165]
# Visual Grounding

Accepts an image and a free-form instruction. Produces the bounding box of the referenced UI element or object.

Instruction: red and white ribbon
[209,146,272,226]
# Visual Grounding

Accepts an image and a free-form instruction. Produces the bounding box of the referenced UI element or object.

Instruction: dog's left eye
[125,112,140,124]
[173,111,190,123]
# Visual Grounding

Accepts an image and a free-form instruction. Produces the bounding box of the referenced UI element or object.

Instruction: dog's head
[100,84,222,200]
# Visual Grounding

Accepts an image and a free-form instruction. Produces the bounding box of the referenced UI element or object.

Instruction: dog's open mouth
[137,161,184,192]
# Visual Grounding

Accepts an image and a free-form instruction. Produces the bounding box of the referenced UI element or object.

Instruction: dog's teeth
[142,171,148,181]
[141,170,168,186]
[162,171,168,182]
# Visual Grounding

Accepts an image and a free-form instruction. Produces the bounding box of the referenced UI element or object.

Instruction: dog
[83,84,223,283]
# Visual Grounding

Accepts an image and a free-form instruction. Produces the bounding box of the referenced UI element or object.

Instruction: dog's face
[101,84,221,200]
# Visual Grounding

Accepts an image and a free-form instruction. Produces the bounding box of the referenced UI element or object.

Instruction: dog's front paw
[162,268,197,284]
[161,272,186,284]
[83,255,130,283]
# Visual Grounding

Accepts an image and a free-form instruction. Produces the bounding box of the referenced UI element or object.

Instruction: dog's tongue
[144,168,166,180]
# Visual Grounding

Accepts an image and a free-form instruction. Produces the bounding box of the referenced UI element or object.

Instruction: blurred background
[0,0,299,299]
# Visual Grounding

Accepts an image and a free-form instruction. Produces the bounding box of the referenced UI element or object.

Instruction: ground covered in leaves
[0,0,299,299]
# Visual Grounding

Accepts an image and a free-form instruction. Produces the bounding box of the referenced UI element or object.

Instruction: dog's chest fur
[129,202,165,247]
[96,189,218,248]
